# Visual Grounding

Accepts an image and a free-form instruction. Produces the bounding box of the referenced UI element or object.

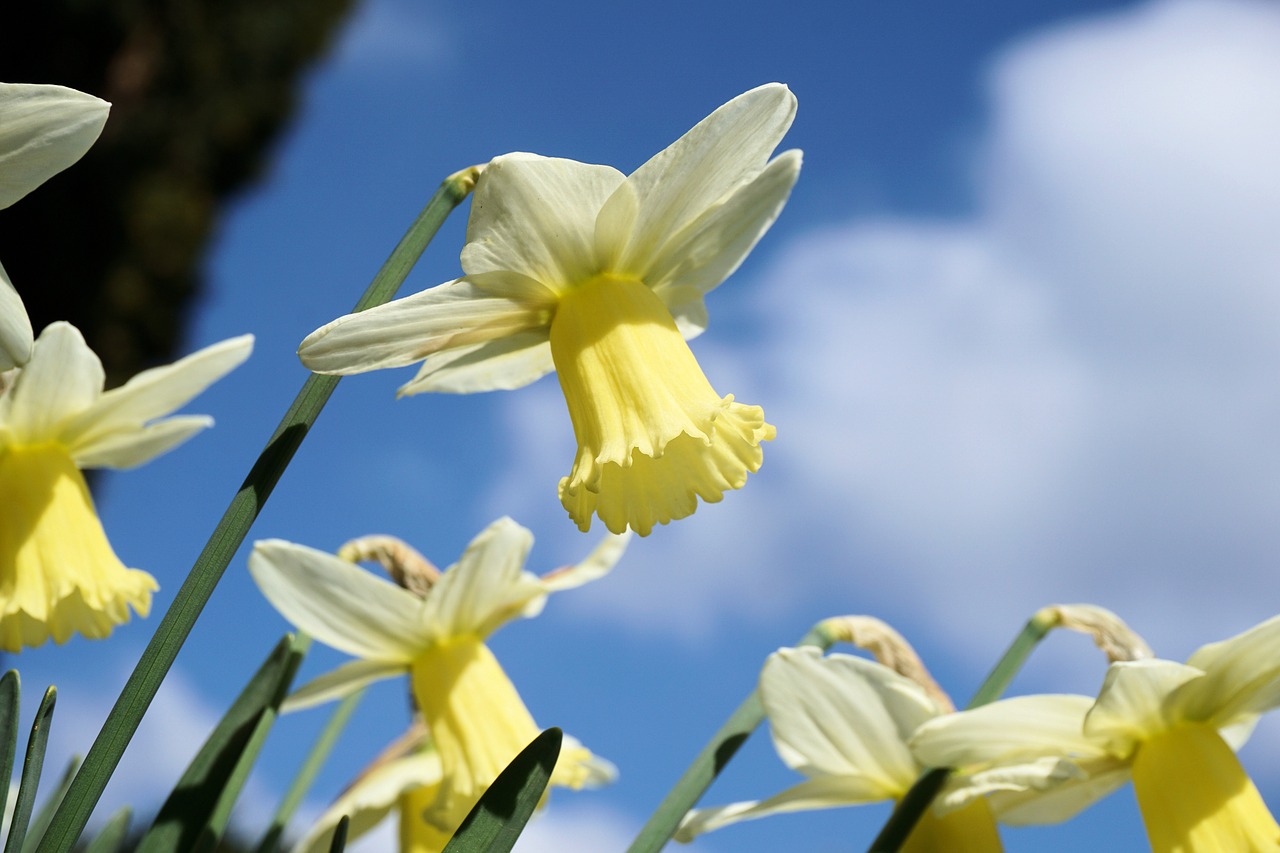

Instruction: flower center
[1133,723,1280,852]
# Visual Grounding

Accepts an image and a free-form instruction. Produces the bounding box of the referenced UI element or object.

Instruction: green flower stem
[866,607,1062,853]
[37,167,482,853]
[626,622,840,853]
[255,685,367,853]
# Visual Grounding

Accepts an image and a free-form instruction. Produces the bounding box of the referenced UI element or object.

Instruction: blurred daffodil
[250,518,626,850]
[676,647,1002,851]
[0,322,252,651]
[0,82,109,369]
[298,84,801,536]
[911,614,1280,852]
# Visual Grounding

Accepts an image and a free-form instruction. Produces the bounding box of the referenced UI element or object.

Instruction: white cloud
[485,0,1280,661]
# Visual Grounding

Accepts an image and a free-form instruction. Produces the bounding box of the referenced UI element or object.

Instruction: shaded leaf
[6,686,55,852]
[82,807,131,853]
[135,633,309,853]
[442,727,561,853]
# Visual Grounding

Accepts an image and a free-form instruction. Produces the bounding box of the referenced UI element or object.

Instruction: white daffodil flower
[298,84,801,536]
[250,518,626,851]
[911,614,1280,852]
[0,82,110,369]
[676,648,1002,851]
[0,322,252,651]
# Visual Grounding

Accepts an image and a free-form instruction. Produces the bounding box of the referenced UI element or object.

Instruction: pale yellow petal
[0,83,109,208]
[461,153,625,288]
[248,540,427,662]
[2,322,104,443]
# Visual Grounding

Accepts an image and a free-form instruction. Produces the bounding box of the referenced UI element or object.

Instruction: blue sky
[14,0,1280,850]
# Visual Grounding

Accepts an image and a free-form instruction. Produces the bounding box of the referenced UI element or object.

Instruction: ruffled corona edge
[0,444,157,652]
[559,396,775,536]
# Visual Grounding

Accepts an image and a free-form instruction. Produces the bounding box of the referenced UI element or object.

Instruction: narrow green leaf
[21,756,81,853]
[326,816,349,853]
[37,167,480,853]
[0,670,20,823]
[254,686,365,853]
[81,808,130,853]
[7,686,56,853]
[134,633,309,853]
[442,727,562,853]
[626,625,835,853]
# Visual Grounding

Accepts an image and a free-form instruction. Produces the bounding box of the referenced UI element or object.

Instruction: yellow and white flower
[676,647,1003,851]
[298,85,801,536]
[249,518,626,851]
[0,321,252,651]
[0,82,110,369]
[911,615,1280,852]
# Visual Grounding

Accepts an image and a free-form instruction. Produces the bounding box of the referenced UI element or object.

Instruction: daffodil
[0,82,110,369]
[910,614,1280,852]
[0,321,252,651]
[676,647,1003,851]
[298,85,801,536]
[249,518,626,851]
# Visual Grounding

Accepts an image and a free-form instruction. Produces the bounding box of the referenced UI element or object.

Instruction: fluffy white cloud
[487,0,1280,662]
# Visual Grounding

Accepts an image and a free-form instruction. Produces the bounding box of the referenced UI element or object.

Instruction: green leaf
[254,687,365,853]
[81,808,130,853]
[0,670,20,824]
[37,167,480,853]
[442,727,562,853]
[134,632,309,853]
[326,816,348,853]
[627,625,835,853]
[21,756,81,853]
[7,686,56,853]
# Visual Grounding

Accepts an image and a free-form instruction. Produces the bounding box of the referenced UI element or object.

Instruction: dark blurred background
[0,1,355,387]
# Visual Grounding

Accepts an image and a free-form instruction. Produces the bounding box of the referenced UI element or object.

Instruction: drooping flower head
[911,614,1280,852]
[249,519,627,851]
[0,322,252,651]
[677,644,1003,851]
[0,82,110,369]
[298,85,801,536]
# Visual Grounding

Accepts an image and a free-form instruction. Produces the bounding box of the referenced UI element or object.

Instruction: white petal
[60,334,252,464]
[0,83,109,208]
[617,84,797,274]
[1083,659,1202,748]
[420,517,543,639]
[910,694,1104,769]
[560,733,618,788]
[291,747,442,853]
[249,540,427,662]
[976,758,1130,826]
[675,776,886,842]
[538,531,631,592]
[298,279,545,376]
[396,330,553,396]
[0,260,32,370]
[282,658,408,713]
[70,415,211,469]
[668,290,709,340]
[647,149,802,298]
[1,321,103,442]
[1172,613,1280,727]
[460,153,625,288]
[760,648,926,790]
